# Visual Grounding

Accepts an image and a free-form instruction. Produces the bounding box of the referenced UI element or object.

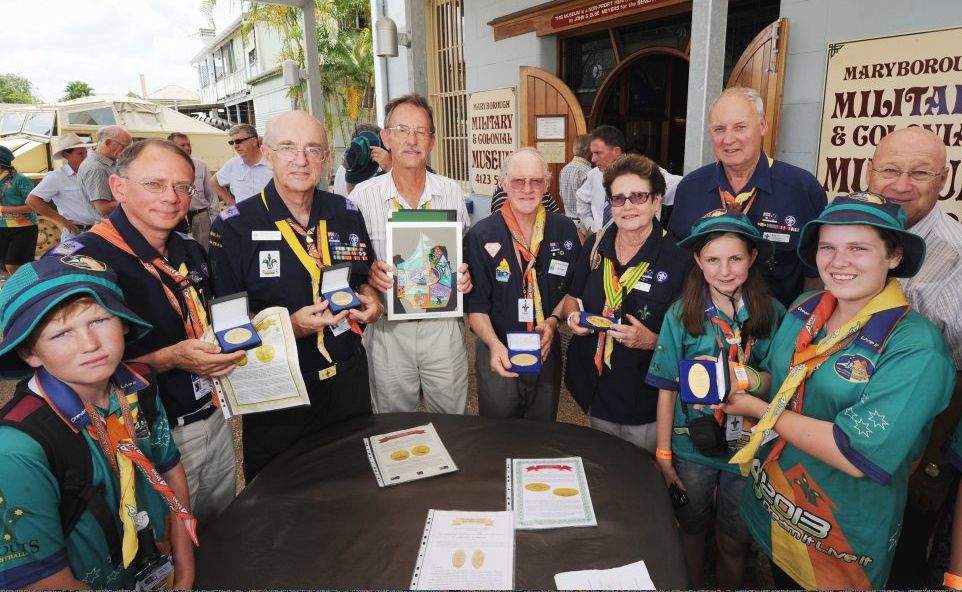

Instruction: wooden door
[520,66,588,211]
[726,18,789,156]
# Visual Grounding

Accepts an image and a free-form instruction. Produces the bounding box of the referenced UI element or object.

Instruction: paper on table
[364,423,458,487]
[554,559,656,590]
[410,510,514,590]
[209,306,310,418]
[506,457,597,529]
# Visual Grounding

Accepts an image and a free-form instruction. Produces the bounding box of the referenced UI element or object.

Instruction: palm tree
[62,80,94,101]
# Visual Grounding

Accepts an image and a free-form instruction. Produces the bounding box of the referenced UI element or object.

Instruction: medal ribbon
[501,204,546,331]
[718,155,775,214]
[593,258,650,374]
[730,279,909,476]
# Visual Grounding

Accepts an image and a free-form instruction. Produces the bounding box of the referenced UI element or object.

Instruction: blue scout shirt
[0,368,179,590]
[668,153,826,307]
[465,210,581,343]
[565,220,689,425]
[209,180,375,373]
[48,207,213,427]
[646,295,785,472]
[739,291,954,589]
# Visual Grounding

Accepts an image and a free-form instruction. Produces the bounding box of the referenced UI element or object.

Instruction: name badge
[634,281,651,292]
[331,317,351,336]
[252,230,282,241]
[259,251,280,277]
[763,232,791,243]
[191,374,213,401]
[725,414,744,442]
[518,298,534,323]
[548,259,569,277]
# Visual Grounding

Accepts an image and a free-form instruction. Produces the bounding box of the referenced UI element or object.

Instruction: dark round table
[194,412,688,589]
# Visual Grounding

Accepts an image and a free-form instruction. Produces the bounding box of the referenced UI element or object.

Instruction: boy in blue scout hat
[647,209,784,588]
[344,127,391,192]
[0,255,197,590]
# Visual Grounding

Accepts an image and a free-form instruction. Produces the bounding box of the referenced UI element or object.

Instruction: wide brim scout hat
[52,133,96,160]
[344,129,383,184]
[0,145,14,168]
[796,192,926,278]
[676,208,775,262]
[0,255,153,378]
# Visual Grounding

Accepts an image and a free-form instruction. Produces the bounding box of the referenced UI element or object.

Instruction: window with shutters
[425,0,468,190]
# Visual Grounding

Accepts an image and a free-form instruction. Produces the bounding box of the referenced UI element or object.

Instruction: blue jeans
[673,456,750,543]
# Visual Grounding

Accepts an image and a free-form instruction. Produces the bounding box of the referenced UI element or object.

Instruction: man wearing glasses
[78,125,131,216]
[465,148,580,420]
[349,93,473,415]
[57,138,243,528]
[210,111,382,479]
[213,123,273,205]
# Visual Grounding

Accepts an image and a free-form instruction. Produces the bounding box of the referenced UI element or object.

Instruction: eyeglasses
[228,136,256,146]
[267,144,330,162]
[124,178,195,198]
[871,167,942,182]
[507,177,547,192]
[609,191,655,207]
[386,125,433,140]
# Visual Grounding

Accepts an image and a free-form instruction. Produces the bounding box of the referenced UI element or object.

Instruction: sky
[7,0,213,102]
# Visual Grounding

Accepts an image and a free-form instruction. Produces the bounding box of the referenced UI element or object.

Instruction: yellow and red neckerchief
[501,204,546,331]
[593,258,650,374]
[718,155,775,214]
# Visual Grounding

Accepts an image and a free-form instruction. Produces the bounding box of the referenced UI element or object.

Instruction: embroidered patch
[219,205,240,220]
[564,239,574,250]
[834,354,874,383]
[784,215,797,227]
[348,233,360,247]
[655,271,668,283]
[848,192,886,205]
[328,231,341,247]
[344,198,358,211]
[259,251,280,277]
[705,209,727,218]
[60,255,107,272]
[51,240,83,255]
[762,211,779,224]
[484,242,502,257]
[496,258,511,282]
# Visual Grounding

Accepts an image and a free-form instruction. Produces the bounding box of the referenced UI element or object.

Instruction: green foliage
[62,80,94,101]
[126,91,142,99]
[0,74,36,104]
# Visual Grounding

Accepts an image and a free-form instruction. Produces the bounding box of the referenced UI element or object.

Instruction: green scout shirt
[739,291,954,590]
[646,295,785,472]
[0,372,180,589]
[0,172,38,227]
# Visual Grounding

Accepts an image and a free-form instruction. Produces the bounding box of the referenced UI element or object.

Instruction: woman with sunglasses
[645,209,784,588]
[562,154,688,451]
[719,193,955,589]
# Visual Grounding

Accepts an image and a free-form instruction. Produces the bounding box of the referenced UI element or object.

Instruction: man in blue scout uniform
[668,87,827,307]
[466,148,581,420]
[0,256,196,589]
[210,110,383,480]
[52,138,241,529]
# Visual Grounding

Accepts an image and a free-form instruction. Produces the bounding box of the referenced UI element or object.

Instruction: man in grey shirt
[168,132,218,251]
[558,133,591,233]
[78,125,131,216]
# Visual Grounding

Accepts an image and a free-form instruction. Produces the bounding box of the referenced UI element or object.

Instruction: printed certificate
[364,423,458,487]
[410,510,514,590]
[506,457,597,529]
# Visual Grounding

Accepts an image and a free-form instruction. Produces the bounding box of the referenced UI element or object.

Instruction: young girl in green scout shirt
[719,193,954,589]
[646,209,784,588]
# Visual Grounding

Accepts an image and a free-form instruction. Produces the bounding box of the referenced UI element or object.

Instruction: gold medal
[390,449,410,461]
[552,487,579,497]
[524,482,550,492]
[687,364,711,399]
[586,315,612,328]
[224,327,252,345]
[330,290,354,306]
[411,445,431,456]
[255,344,276,363]
[510,353,538,367]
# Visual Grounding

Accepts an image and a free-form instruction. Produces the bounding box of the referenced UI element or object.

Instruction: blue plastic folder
[210,292,262,354]
[321,262,361,313]
[507,332,541,374]
[678,349,731,405]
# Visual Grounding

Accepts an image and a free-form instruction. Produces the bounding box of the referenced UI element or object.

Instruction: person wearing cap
[717,193,955,589]
[168,132,218,251]
[668,87,827,307]
[0,145,38,273]
[212,123,273,205]
[343,126,392,195]
[0,256,195,589]
[55,138,243,528]
[26,133,102,241]
[645,209,785,588]
[79,125,132,216]
[560,154,689,452]
[465,148,580,420]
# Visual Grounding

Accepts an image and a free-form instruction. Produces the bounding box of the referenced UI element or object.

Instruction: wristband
[745,365,762,394]
[655,448,673,460]
[732,362,750,391]
[548,314,562,326]
[944,572,962,590]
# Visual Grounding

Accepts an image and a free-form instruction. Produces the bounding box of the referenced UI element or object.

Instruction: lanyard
[501,205,546,330]
[593,258,650,374]
[392,196,431,211]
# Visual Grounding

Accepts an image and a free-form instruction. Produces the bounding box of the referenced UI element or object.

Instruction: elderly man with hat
[26,133,103,241]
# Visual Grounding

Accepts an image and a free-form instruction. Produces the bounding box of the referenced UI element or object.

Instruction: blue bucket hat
[676,209,775,261]
[0,145,14,168]
[0,255,153,378]
[344,129,383,184]
[796,192,926,278]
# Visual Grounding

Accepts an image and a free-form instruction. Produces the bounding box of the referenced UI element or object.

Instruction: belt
[188,208,208,215]
[175,402,216,428]
[75,224,94,232]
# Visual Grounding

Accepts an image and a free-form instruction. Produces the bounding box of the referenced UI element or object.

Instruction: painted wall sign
[469,87,517,195]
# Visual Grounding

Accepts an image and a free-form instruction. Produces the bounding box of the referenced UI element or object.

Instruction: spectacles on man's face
[124,177,196,198]
[871,167,943,183]
[386,124,433,140]
[228,136,256,146]
[507,177,547,192]
[609,191,655,207]
[267,144,330,162]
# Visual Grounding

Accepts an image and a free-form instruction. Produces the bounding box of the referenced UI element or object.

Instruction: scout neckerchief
[718,155,775,214]
[34,366,199,567]
[501,203,546,331]
[594,257,650,374]
[704,289,754,425]
[730,278,910,476]
[260,191,361,363]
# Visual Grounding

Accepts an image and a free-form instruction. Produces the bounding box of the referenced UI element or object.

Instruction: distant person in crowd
[559,133,592,233]
[869,127,962,589]
[168,132,218,251]
[27,133,101,241]
[562,154,689,452]
[79,124,131,216]
[668,87,826,307]
[349,93,473,415]
[212,123,272,205]
[466,148,580,420]
[0,146,39,273]
[344,124,392,194]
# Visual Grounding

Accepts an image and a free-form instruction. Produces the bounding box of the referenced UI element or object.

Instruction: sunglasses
[609,191,655,207]
[228,136,256,146]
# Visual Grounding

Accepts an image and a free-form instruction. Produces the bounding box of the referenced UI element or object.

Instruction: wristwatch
[924,462,942,478]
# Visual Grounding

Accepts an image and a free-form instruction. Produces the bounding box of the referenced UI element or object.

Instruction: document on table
[554,559,656,590]
[506,457,597,529]
[364,423,458,487]
[410,510,514,590]
[210,306,310,418]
